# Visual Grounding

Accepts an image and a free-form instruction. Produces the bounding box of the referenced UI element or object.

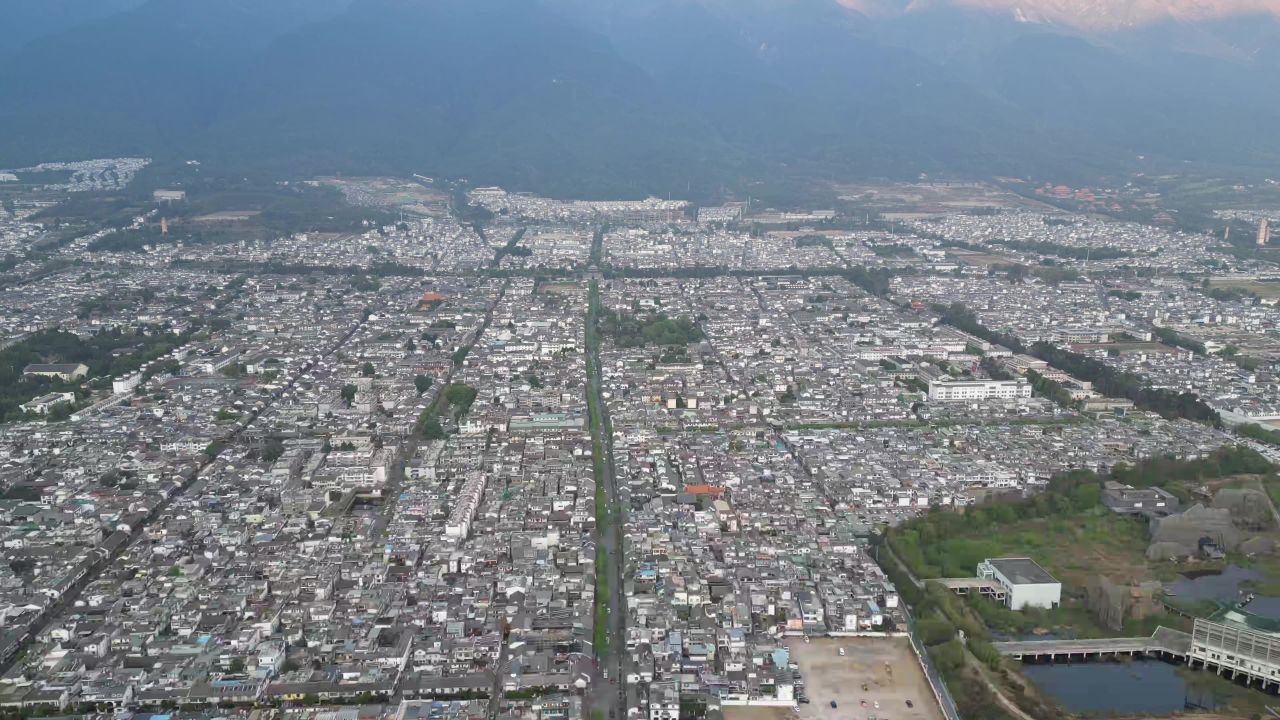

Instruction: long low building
[20,391,76,415]
[928,378,1031,402]
[22,363,88,381]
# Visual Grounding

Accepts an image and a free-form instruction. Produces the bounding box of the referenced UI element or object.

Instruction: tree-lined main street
[586,280,627,720]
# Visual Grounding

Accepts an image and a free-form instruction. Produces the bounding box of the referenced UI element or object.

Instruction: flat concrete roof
[989,557,1057,585]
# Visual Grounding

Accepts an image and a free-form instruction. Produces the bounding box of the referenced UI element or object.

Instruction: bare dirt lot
[722,706,797,720]
[832,181,1056,215]
[725,638,945,720]
[949,250,1016,267]
[191,209,262,222]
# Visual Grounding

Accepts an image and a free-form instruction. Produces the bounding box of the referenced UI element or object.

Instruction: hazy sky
[839,0,1280,28]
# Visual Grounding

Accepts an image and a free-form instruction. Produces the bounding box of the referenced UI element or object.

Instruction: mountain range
[1,0,1278,198]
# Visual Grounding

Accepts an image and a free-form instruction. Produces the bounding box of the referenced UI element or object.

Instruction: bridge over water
[994,627,1192,662]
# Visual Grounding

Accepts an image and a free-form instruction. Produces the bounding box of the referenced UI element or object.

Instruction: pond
[1167,565,1280,620]
[1022,660,1214,715]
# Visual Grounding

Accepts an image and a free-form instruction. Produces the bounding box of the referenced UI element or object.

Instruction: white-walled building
[112,373,142,395]
[977,558,1061,610]
[20,392,76,415]
[929,379,1032,402]
[1191,616,1280,690]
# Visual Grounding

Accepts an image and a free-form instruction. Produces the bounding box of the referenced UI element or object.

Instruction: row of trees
[170,259,427,279]
[592,265,909,298]
[994,263,1082,285]
[1152,326,1206,355]
[914,583,1065,720]
[842,265,906,297]
[419,414,446,440]
[1030,341,1220,424]
[1026,369,1075,409]
[451,345,472,366]
[415,383,479,441]
[938,303,1220,424]
[938,303,1024,353]
[1109,444,1273,488]
[915,585,1003,670]
[794,235,833,249]
[492,227,529,265]
[1239,422,1280,448]
[872,244,915,258]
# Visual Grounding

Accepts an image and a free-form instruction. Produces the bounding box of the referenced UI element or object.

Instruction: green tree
[1239,423,1280,447]
[929,639,966,673]
[46,402,75,422]
[261,439,286,463]
[451,345,471,366]
[361,361,376,377]
[968,638,1003,670]
[351,275,381,292]
[341,384,358,406]
[916,617,956,647]
[444,383,478,411]
[421,416,446,440]
[414,375,433,395]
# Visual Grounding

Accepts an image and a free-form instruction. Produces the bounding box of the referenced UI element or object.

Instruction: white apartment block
[929,379,1031,402]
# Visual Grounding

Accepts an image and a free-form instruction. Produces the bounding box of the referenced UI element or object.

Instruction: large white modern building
[977,558,1061,611]
[1190,616,1280,690]
[929,379,1032,402]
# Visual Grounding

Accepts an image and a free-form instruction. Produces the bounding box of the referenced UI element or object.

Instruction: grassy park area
[1207,276,1280,301]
